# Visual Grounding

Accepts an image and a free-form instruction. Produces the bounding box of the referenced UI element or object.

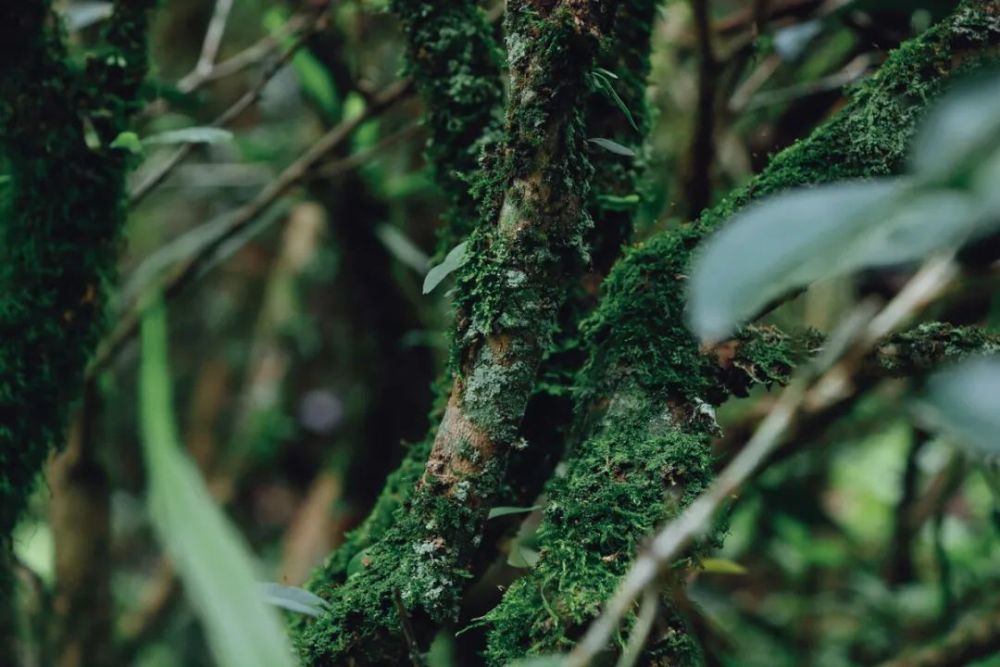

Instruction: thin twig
[392,590,424,667]
[129,6,329,207]
[566,255,959,666]
[190,0,234,81]
[615,588,659,667]
[90,77,414,378]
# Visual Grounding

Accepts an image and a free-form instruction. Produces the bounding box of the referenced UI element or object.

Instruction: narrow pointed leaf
[140,297,295,667]
[588,137,635,157]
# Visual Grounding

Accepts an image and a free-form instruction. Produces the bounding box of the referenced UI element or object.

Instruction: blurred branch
[568,255,959,666]
[877,603,1000,667]
[49,384,113,667]
[129,4,331,206]
[90,77,414,379]
[681,0,719,218]
[188,0,234,84]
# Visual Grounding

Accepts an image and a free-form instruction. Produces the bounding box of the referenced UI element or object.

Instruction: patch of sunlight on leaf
[12,520,53,584]
[139,295,295,667]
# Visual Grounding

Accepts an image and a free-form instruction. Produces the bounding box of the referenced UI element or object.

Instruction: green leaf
[488,505,542,520]
[259,583,330,617]
[588,137,636,157]
[139,296,295,667]
[592,69,638,132]
[423,241,468,295]
[699,558,748,575]
[687,179,997,341]
[910,73,1000,181]
[110,131,143,154]
[61,1,114,31]
[376,224,430,274]
[596,193,641,211]
[263,9,340,121]
[916,356,1000,460]
[143,127,234,146]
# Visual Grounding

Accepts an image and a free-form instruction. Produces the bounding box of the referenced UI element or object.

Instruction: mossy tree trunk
[0,0,154,659]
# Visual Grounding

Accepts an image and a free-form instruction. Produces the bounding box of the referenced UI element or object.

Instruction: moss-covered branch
[390,0,505,250]
[295,2,619,663]
[484,3,1000,662]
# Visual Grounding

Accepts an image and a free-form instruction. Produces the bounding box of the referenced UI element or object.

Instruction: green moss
[296,3,614,663]
[875,323,1000,377]
[390,0,505,253]
[485,417,714,665]
[0,1,154,538]
[484,3,1000,661]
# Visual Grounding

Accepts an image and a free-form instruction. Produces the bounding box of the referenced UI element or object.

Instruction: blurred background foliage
[10,1,999,665]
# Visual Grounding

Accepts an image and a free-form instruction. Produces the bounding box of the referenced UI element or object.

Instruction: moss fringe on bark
[484,2,1000,663]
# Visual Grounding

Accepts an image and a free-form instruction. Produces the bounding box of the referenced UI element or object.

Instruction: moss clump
[389,0,505,252]
[485,413,714,665]
[874,323,1000,377]
[0,1,154,539]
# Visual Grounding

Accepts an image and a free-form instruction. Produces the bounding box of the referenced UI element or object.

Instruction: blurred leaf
[377,224,430,273]
[772,21,823,60]
[910,73,1000,181]
[139,296,295,667]
[259,583,330,617]
[110,131,143,154]
[488,505,542,520]
[700,558,747,575]
[597,193,641,210]
[143,127,234,146]
[588,137,635,157]
[263,9,340,121]
[686,180,997,341]
[916,356,1000,460]
[61,1,113,31]
[423,241,468,294]
[507,546,541,569]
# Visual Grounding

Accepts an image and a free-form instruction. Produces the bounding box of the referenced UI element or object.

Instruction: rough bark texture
[295,2,618,664]
[484,3,1000,663]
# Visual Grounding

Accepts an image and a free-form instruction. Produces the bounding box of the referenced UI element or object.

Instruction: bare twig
[91,77,413,378]
[615,588,659,667]
[567,255,959,666]
[392,591,424,667]
[129,6,329,206]
[190,0,234,82]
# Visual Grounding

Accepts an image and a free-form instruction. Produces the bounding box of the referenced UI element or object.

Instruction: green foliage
[588,137,637,156]
[688,72,1000,341]
[139,296,296,667]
